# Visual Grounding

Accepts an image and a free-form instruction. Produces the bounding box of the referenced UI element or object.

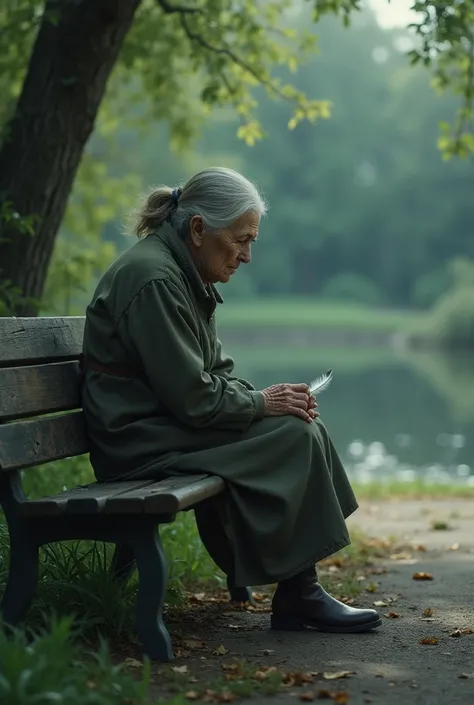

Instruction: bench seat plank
[21,474,225,517]
[21,480,157,517]
[104,475,225,515]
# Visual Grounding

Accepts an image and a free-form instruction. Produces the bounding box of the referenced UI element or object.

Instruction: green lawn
[230,346,399,371]
[218,298,424,330]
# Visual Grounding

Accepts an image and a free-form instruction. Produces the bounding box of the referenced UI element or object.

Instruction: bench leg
[1,536,39,625]
[132,525,173,662]
[110,544,136,584]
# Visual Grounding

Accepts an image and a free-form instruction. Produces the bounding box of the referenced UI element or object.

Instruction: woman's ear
[189,215,204,247]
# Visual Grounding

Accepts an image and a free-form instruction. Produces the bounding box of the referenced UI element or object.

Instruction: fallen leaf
[217,690,237,702]
[374,600,388,607]
[390,551,413,561]
[316,691,349,703]
[333,694,349,704]
[253,592,270,602]
[283,672,314,686]
[172,665,189,674]
[122,657,142,668]
[339,596,355,605]
[322,671,355,680]
[183,639,206,650]
[449,627,474,638]
[252,666,279,681]
[366,583,378,593]
[423,608,433,617]
[420,637,439,645]
[221,663,239,673]
[214,644,229,656]
[300,693,316,702]
[449,543,460,551]
[185,692,199,701]
[413,572,434,581]
[175,649,191,659]
[384,611,400,619]
[414,544,427,552]
[370,568,387,575]
[189,592,206,603]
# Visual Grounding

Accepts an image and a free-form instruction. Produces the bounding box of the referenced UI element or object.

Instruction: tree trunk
[0,0,141,316]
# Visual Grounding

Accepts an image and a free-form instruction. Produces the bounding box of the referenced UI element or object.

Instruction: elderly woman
[82,166,381,634]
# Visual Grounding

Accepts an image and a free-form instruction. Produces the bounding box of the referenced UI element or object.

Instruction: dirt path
[157,498,474,705]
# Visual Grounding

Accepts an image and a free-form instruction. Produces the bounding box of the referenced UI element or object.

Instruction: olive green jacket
[82,222,265,481]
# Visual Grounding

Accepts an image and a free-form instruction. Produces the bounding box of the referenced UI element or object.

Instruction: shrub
[0,616,151,705]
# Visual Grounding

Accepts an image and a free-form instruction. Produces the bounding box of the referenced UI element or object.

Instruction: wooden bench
[0,316,251,661]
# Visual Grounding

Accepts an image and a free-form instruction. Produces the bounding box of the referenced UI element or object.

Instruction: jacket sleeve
[124,278,265,431]
[213,337,256,391]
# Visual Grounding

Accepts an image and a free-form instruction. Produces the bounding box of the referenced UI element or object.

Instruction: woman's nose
[239,244,251,264]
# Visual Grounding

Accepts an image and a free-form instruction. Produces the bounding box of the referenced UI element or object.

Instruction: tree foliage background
[0,0,474,315]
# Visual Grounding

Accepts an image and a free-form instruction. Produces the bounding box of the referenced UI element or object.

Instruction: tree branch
[178,14,280,96]
[155,0,202,15]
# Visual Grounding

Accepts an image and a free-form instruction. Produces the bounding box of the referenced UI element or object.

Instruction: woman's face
[189,211,259,284]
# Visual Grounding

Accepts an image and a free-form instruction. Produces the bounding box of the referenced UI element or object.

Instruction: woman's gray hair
[134,166,267,238]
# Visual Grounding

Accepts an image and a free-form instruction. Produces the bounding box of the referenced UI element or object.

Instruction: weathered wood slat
[0,362,81,421]
[0,317,84,366]
[21,480,157,517]
[21,475,224,517]
[105,475,225,515]
[0,411,88,472]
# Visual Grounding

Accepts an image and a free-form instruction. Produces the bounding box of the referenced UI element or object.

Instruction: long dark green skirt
[133,416,358,587]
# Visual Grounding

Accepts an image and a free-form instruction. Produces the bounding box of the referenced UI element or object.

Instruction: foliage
[422,257,474,349]
[0,199,40,314]
[408,1,474,158]
[1,2,474,315]
[0,616,151,705]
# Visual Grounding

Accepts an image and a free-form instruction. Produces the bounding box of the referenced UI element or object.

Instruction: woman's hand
[261,383,319,424]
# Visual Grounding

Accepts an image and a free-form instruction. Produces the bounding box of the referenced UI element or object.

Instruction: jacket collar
[153,222,224,308]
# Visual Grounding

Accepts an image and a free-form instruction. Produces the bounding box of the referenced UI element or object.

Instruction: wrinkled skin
[186,210,318,423]
[187,211,258,284]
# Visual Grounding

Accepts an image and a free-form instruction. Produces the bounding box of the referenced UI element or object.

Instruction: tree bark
[0,0,141,316]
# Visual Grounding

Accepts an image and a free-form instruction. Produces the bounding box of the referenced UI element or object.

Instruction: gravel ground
[157,498,474,705]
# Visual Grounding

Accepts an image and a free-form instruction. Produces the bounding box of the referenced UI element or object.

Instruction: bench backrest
[0,317,88,473]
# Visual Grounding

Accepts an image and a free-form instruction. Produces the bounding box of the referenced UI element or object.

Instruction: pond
[225,344,474,487]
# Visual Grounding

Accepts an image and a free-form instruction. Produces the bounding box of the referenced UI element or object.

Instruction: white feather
[309,368,334,395]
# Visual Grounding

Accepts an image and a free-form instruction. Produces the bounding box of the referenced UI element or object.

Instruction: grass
[230,345,399,372]
[0,617,151,705]
[0,500,394,704]
[2,456,471,703]
[351,479,474,500]
[217,298,424,331]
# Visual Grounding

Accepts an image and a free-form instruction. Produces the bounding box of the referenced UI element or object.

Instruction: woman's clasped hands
[261,383,319,424]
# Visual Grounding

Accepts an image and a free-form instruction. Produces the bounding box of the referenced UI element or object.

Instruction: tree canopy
[0,0,473,314]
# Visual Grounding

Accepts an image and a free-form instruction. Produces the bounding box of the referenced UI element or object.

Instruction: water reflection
[231,348,474,485]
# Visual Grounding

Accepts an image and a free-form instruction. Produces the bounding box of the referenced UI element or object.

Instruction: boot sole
[271,614,382,633]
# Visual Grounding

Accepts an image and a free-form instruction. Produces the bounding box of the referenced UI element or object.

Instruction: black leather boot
[271,566,382,633]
